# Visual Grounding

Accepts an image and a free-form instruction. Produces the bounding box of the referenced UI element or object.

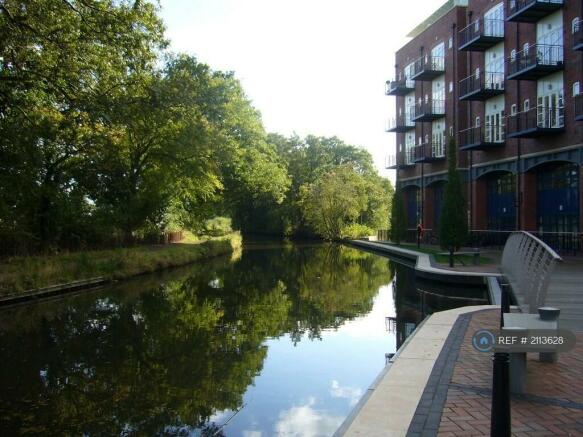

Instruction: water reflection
[0,244,488,436]
[389,263,489,349]
[0,244,394,435]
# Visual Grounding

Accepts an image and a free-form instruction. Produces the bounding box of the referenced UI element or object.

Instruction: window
[523,43,529,56]
[475,67,480,79]
[573,18,581,34]
[475,116,481,127]
[448,37,453,49]
[510,49,516,61]
[449,81,453,93]
[524,99,530,112]
[574,82,580,97]
[511,104,517,115]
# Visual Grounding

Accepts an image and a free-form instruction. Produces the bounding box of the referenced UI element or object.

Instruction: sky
[159,0,446,180]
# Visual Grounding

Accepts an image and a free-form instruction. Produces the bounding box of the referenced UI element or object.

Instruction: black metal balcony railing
[413,139,447,163]
[459,18,505,51]
[574,20,583,51]
[385,78,415,96]
[506,105,565,138]
[385,150,415,169]
[575,94,583,121]
[411,56,445,81]
[385,114,415,132]
[459,72,505,100]
[506,0,564,23]
[412,100,445,122]
[507,44,563,80]
[459,125,505,151]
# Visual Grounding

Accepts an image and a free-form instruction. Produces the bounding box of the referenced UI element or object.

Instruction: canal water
[0,242,488,436]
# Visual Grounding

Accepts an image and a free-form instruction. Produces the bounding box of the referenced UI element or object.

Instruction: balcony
[413,140,447,163]
[458,125,506,151]
[385,151,415,169]
[412,100,445,122]
[575,94,583,121]
[459,18,504,51]
[385,78,415,96]
[459,72,505,101]
[385,114,415,132]
[506,0,563,23]
[507,44,563,80]
[574,20,583,51]
[506,105,564,138]
[411,56,445,81]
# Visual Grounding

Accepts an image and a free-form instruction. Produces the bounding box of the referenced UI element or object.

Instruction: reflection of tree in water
[288,244,392,343]
[0,244,392,435]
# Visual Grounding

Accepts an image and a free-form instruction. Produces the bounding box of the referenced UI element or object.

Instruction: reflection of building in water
[391,263,424,350]
[389,262,489,350]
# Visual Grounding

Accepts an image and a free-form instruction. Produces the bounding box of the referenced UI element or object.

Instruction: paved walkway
[412,308,583,436]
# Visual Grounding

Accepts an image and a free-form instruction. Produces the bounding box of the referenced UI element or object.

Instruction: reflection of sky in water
[216,284,396,436]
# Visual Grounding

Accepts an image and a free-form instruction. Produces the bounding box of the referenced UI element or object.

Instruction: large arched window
[404,187,420,229]
[537,162,579,233]
[486,172,516,231]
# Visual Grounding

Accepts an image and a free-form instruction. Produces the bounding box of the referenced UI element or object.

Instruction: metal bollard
[491,282,511,436]
[491,351,511,437]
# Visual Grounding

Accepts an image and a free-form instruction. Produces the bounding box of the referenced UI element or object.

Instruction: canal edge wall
[345,240,502,304]
[334,305,497,436]
[0,237,240,308]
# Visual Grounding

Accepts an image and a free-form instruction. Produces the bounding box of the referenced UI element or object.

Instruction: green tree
[390,187,407,245]
[438,138,468,266]
[300,165,369,240]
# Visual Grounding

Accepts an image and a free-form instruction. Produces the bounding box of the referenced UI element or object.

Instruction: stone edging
[337,305,496,436]
[0,277,108,307]
[406,313,472,436]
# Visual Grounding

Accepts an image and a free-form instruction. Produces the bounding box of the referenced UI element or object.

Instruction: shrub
[203,217,233,237]
[342,223,375,239]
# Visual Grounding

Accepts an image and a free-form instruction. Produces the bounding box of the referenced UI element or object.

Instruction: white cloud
[242,431,263,437]
[274,397,344,437]
[329,380,363,407]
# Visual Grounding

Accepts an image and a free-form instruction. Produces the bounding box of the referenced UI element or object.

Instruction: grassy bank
[385,242,493,265]
[0,233,242,297]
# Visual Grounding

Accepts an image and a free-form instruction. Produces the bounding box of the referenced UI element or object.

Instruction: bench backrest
[501,231,562,313]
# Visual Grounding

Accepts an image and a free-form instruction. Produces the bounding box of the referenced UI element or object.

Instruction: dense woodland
[0,0,392,255]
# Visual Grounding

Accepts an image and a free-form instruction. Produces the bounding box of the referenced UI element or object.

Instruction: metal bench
[498,231,562,393]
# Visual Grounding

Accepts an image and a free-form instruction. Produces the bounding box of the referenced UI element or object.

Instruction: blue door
[406,188,419,228]
[537,162,579,233]
[487,172,516,231]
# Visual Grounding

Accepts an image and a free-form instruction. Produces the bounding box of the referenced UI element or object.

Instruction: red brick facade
[388,0,583,240]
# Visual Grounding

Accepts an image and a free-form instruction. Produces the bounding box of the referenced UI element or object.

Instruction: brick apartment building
[386,0,583,248]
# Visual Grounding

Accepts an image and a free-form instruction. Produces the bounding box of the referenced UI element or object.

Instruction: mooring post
[491,282,511,437]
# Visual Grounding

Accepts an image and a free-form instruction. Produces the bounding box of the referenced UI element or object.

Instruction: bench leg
[509,353,526,394]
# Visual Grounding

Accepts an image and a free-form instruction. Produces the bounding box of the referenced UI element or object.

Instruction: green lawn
[386,242,492,266]
[0,233,241,296]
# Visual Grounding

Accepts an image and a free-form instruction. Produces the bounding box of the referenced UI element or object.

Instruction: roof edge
[406,0,468,39]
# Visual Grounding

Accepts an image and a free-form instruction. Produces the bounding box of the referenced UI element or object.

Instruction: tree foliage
[390,186,407,245]
[438,137,468,266]
[0,1,389,253]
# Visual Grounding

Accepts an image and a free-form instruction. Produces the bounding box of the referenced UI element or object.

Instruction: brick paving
[410,309,583,436]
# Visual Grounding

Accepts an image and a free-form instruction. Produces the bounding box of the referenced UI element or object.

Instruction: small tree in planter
[390,186,407,245]
[438,137,468,267]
